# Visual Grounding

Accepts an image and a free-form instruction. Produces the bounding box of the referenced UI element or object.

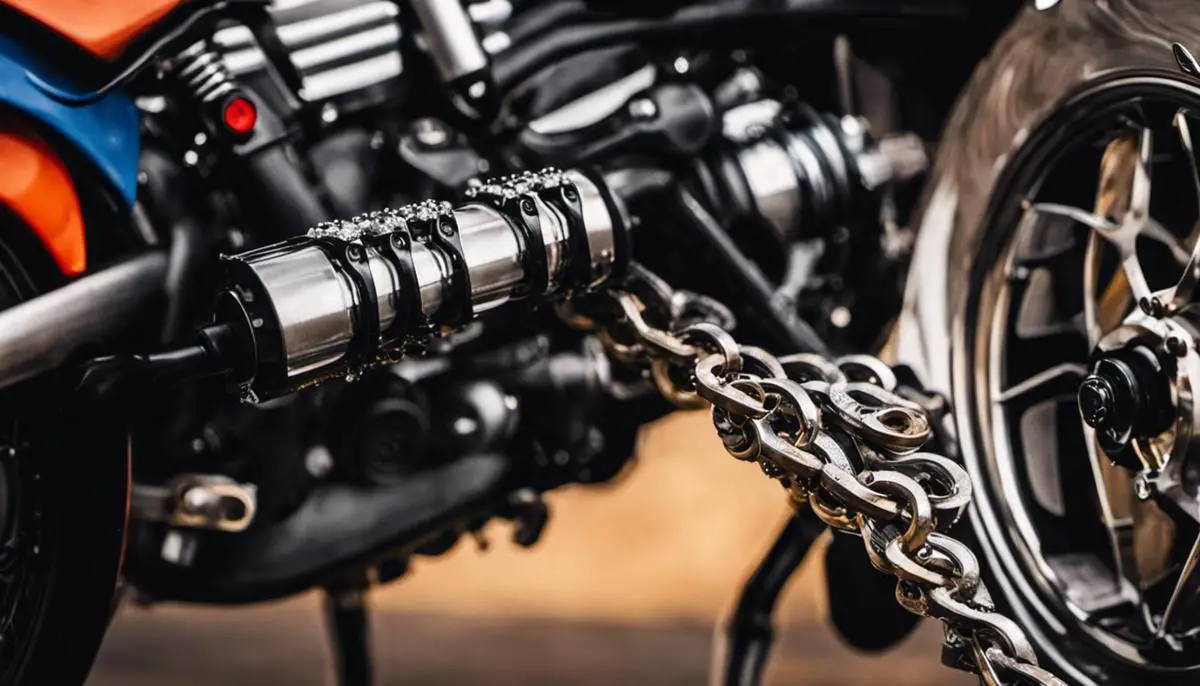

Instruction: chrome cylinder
[736,138,802,240]
[241,245,356,378]
[408,0,488,82]
[221,168,626,398]
[454,204,525,313]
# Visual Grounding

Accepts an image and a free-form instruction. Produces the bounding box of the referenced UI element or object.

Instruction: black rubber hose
[493,0,968,91]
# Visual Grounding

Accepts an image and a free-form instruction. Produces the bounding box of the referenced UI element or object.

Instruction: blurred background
[87,412,970,686]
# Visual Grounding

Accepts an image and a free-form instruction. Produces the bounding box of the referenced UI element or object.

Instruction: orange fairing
[2,0,181,61]
[0,120,86,275]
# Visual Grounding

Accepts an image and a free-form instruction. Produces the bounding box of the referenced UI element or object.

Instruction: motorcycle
[1,0,1198,684]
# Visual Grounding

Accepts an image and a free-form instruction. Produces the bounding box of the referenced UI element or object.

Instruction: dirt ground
[89,412,973,685]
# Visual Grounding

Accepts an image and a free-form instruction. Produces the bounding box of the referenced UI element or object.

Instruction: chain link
[559,266,1066,686]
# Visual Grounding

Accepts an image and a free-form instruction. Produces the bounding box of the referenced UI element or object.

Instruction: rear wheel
[0,212,130,685]
[899,3,1200,683]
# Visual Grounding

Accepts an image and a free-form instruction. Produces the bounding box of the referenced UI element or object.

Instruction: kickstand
[323,579,373,686]
[714,508,825,686]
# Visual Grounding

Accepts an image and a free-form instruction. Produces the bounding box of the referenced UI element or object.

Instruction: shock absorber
[215,169,629,400]
[167,40,259,142]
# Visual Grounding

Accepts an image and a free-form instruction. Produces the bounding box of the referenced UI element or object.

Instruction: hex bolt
[1133,471,1154,501]
[1166,335,1189,357]
[628,98,658,120]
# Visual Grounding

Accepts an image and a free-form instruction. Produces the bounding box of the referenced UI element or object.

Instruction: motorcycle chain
[558,264,1066,686]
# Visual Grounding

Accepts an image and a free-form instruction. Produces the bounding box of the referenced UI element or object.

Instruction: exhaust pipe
[0,252,168,390]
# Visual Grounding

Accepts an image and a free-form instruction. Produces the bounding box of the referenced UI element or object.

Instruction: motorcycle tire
[0,208,130,686]
[899,1,1200,684]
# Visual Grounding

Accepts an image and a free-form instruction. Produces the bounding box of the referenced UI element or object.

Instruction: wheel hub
[1080,317,1197,481]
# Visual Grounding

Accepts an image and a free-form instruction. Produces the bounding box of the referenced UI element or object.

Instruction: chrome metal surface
[214,0,402,101]
[409,0,488,82]
[528,66,657,136]
[246,245,356,377]
[366,245,403,331]
[467,0,513,27]
[737,138,801,240]
[411,240,452,318]
[454,204,525,313]
[534,197,570,285]
[0,253,168,391]
[224,168,621,396]
[722,98,781,143]
[131,474,257,533]
[566,170,617,286]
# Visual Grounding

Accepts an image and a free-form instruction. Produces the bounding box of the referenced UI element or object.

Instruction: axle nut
[1078,376,1116,428]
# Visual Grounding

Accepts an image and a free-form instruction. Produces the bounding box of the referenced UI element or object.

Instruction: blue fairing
[0,35,140,207]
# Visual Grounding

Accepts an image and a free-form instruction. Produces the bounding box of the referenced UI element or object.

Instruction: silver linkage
[559,266,1065,686]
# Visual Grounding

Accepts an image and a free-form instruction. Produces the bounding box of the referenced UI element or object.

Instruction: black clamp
[464,169,590,297]
[413,203,473,327]
[303,228,381,373]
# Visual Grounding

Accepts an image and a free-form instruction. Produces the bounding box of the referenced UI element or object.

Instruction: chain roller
[558,267,1067,686]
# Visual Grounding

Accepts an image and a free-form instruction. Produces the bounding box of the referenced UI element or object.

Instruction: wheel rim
[0,232,48,680]
[961,69,1200,680]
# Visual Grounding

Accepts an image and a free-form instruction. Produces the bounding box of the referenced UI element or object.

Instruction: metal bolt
[452,416,478,436]
[1166,335,1189,357]
[439,219,455,236]
[392,234,407,250]
[520,198,536,214]
[830,306,852,329]
[628,98,658,120]
[1077,376,1116,428]
[1140,296,1166,318]
[412,118,450,149]
[346,244,365,261]
[305,445,334,479]
[1133,471,1154,500]
[563,187,578,202]
[320,103,339,124]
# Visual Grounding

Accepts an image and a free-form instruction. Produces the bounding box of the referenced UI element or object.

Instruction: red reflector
[223,96,257,135]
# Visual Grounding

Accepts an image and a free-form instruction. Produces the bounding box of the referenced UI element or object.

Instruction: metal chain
[559,265,1066,686]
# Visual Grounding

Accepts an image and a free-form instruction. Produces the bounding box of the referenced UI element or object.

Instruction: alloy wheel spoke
[1081,428,1143,605]
[1157,530,1200,640]
[1164,109,1200,310]
[1006,325,1090,387]
[996,362,1088,413]
[1092,129,1155,307]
